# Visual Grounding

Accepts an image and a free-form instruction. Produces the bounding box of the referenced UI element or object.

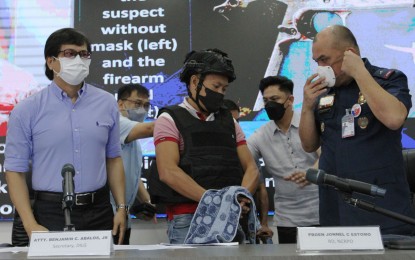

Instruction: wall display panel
[75,0,415,157]
[0,0,72,220]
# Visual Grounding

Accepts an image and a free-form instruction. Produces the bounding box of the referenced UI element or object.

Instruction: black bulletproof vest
[148,105,244,204]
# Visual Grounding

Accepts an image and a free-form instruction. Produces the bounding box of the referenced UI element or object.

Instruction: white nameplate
[297,226,384,252]
[28,230,113,257]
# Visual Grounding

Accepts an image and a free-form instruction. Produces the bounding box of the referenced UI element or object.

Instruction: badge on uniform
[351,103,361,117]
[358,92,366,105]
[374,69,395,79]
[342,109,355,138]
[358,116,369,129]
[318,94,335,112]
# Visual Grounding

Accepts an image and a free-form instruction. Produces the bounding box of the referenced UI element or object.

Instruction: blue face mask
[126,107,147,122]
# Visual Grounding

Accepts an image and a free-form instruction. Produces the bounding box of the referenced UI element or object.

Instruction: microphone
[306,168,386,198]
[61,163,76,208]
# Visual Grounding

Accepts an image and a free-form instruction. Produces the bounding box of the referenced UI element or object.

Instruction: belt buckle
[75,192,95,206]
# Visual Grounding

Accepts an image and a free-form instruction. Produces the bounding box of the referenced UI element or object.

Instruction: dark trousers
[34,200,114,231]
[113,227,131,245]
[277,226,297,244]
[11,210,29,247]
[278,225,320,244]
[33,187,113,232]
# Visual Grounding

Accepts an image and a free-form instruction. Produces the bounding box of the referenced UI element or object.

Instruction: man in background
[223,99,240,121]
[112,84,155,244]
[248,76,319,243]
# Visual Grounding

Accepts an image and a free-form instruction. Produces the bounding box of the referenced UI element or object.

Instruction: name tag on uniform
[318,95,335,111]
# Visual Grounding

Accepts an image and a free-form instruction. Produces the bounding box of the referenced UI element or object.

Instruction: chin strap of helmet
[189,74,208,113]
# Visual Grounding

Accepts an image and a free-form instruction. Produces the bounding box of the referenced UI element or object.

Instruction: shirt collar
[50,81,87,101]
[270,110,299,133]
[182,97,215,121]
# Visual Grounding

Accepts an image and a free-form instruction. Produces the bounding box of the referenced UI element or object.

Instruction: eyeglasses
[122,99,150,110]
[58,49,91,59]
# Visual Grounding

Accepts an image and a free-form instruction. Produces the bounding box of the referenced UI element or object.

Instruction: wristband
[116,204,129,213]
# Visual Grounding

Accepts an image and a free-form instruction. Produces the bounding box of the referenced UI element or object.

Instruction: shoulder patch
[374,69,395,79]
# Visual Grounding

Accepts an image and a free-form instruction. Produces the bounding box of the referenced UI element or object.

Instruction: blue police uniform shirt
[315,58,415,235]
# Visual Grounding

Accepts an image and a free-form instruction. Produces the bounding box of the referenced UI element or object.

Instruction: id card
[342,109,355,138]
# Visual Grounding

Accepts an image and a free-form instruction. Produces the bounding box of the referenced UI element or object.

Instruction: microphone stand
[62,198,75,231]
[341,192,415,248]
[341,193,415,226]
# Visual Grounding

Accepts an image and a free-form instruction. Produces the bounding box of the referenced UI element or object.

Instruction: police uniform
[315,58,415,235]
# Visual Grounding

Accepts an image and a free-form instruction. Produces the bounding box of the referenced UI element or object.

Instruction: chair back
[403,149,415,193]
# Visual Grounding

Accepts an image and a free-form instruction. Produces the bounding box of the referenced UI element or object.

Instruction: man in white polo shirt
[248,75,320,244]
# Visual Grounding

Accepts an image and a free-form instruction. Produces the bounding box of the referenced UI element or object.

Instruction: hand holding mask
[316,66,336,87]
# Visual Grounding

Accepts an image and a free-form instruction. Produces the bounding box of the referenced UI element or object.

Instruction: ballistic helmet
[179,48,236,85]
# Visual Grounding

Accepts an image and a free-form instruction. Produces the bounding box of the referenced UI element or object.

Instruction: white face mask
[54,56,91,85]
[317,66,336,87]
[127,107,148,122]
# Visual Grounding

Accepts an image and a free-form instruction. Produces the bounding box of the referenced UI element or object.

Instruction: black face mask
[265,100,286,121]
[198,86,224,113]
